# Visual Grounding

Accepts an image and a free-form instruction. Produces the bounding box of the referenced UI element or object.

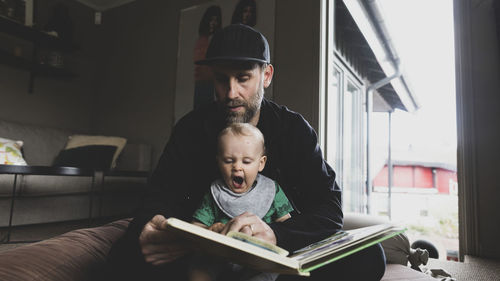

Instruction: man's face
[212,63,273,125]
[217,133,267,193]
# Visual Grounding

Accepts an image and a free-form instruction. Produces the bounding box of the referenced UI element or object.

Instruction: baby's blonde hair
[218,123,266,155]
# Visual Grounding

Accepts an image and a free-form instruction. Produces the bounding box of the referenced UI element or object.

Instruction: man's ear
[258,155,267,172]
[263,64,274,88]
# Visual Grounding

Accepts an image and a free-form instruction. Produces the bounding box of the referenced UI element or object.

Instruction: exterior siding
[373,165,457,194]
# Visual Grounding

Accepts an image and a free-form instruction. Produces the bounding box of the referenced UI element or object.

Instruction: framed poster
[174,0,276,123]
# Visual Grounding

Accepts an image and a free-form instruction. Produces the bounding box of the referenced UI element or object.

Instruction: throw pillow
[0,137,28,165]
[65,135,127,168]
[53,145,117,170]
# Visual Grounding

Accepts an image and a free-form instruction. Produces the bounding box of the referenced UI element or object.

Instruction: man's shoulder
[262,99,308,124]
[262,99,313,131]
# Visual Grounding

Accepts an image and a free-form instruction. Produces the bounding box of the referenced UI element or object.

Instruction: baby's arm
[274,213,291,223]
[192,221,208,228]
[208,222,225,233]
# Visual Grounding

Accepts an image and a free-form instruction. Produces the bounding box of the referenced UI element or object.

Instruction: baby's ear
[258,155,267,172]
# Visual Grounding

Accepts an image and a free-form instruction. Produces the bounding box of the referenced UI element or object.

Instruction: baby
[190,123,294,281]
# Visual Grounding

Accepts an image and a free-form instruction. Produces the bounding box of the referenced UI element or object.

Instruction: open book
[165,218,405,276]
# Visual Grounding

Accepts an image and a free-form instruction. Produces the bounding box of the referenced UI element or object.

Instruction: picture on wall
[174,0,275,123]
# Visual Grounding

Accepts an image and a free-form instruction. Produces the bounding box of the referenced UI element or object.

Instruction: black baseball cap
[195,24,270,65]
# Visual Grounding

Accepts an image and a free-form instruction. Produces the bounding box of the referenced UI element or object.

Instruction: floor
[425,255,500,281]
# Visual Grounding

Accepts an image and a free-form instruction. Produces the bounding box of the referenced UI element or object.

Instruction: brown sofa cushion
[0,219,130,281]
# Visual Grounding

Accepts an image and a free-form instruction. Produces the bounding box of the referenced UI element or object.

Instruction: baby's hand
[208,222,225,233]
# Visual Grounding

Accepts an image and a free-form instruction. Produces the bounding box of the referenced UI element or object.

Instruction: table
[0,165,94,243]
[0,165,149,243]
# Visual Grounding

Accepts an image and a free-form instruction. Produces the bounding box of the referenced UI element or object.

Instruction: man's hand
[139,215,190,266]
[220,212,277,245]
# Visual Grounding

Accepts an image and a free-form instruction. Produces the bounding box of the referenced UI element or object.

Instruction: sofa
[0,119,152,242]
[0,213,437,280]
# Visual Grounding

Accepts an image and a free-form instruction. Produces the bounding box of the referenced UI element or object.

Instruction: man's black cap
[195,24,270,65]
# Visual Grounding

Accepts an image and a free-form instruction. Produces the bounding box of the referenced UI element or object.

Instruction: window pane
[343,80,364,213]
[326,69,341,172]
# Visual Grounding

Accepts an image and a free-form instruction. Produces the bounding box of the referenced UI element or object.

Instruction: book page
[291,224,397,262]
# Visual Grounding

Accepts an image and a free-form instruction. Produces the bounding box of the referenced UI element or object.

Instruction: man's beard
[222,86,264,124]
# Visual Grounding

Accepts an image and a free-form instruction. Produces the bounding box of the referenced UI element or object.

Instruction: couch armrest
[343,212,411,266]
[0,219,131,281]
[343,212,391,230]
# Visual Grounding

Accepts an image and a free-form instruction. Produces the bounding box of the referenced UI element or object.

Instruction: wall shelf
[0,16,77,51]
[0,16,78,93]
[0,50,76,79]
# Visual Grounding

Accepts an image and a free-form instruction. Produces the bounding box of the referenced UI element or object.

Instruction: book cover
[164,217,405,276]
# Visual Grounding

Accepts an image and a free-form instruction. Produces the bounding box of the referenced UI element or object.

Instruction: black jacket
[120,98,343,263]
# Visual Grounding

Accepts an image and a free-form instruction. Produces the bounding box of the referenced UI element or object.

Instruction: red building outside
[373,162,457,195]
[370,152,459,260]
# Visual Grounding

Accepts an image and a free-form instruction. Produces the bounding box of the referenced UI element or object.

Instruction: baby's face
[217,133,266,193]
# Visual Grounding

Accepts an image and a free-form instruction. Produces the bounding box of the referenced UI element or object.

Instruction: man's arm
[111,118,200,267]
[269,113,343,251]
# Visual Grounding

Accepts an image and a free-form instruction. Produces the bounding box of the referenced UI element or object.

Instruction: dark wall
[0,0,323,167]
[467,0,500,258]
[93,0,210,166]
[94,0,322,166]
[274,0,320,131]
[0,0,100,132]
[456,0,500,259]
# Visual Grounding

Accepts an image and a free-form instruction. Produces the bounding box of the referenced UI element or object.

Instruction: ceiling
[75,0,135,11]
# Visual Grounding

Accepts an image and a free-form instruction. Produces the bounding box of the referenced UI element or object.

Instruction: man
[109,24,386,281]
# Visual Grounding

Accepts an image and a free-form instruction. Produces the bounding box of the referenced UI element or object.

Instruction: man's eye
[224,159,233,164]
[238,76,249,83]
[243,159,252,164]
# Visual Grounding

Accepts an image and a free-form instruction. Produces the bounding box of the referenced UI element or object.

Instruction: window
[343,79,364,213]
[325,69,341,171]
[324,62,365,213]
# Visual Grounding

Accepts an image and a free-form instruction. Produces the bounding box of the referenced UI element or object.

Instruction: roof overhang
[342,0,420,113]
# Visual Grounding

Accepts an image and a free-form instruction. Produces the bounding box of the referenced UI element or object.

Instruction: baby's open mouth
[232,176,244,188]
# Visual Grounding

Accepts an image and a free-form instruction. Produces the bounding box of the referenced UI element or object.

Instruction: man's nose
[226,78,238,99]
